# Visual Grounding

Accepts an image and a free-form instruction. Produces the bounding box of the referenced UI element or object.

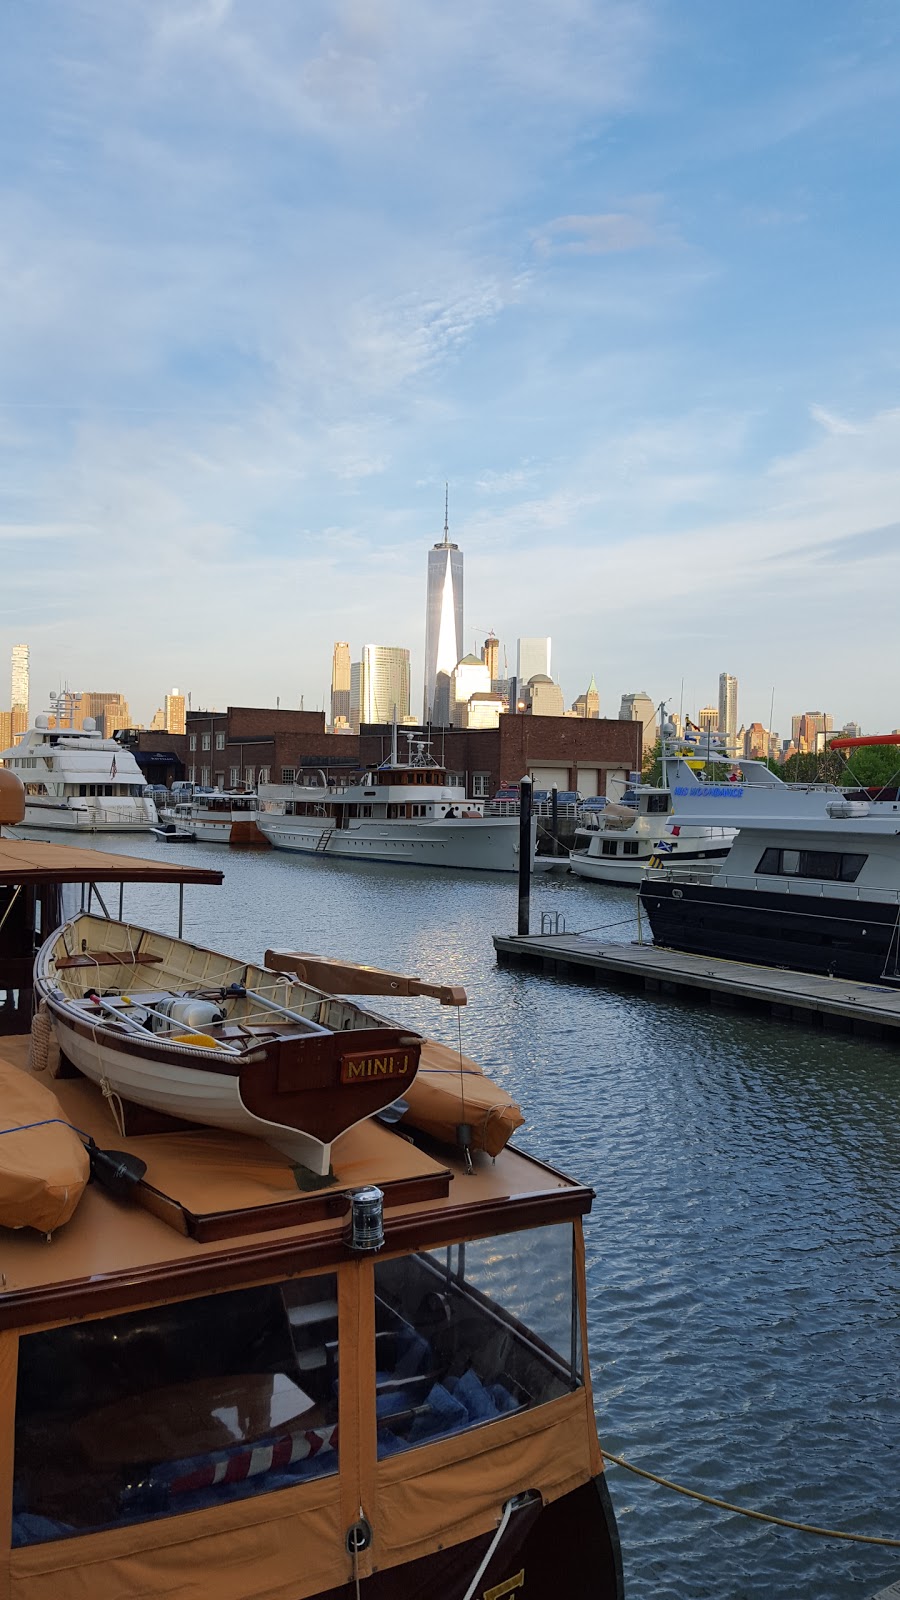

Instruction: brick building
[132,706,641,799]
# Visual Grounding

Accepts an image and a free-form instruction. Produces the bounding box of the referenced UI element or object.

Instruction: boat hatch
[11,1222,586,1555]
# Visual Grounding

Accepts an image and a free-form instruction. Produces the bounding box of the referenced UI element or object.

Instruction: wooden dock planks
[492,932,900,1039]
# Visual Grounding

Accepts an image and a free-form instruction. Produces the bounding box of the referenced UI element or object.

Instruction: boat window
[601,840,618,856]
[373,1223,581,1458]
[756,847,867,883]
[646,794,670,813]
[13,1274,340,1545]
[622,841,639,856]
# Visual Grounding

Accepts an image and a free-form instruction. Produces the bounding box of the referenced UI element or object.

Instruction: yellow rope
[602,1451,900,1546]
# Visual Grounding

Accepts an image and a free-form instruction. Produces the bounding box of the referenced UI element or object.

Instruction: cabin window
[373,1223,581,1458]
[755,847,867,884]
[13,1274,340,1544]
[647,794,670,814]
[215,733,226,751]
[622,841,639,855]
[601,840,618,856]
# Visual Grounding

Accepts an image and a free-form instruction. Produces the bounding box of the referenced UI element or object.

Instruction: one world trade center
[423,489,463,724]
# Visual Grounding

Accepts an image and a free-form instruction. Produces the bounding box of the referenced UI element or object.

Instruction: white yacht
[568,770,735,888]
[0,716,157,832]
[640,740,900,983]
[258,738,530,873]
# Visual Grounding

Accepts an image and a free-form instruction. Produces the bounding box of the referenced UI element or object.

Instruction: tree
[834,743,900,791]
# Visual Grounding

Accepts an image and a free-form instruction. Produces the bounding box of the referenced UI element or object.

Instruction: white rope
[461,1498,516,1600]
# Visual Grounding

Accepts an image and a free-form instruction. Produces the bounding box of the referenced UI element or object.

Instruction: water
[67,837,900,1597]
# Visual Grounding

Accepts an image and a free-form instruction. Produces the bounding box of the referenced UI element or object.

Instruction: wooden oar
[264,950,467,1007]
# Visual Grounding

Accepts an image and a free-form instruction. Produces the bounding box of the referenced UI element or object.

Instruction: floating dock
[492,932,900,1040]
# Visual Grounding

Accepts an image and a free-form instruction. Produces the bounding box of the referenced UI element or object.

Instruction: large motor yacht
[0,716,157,832]
[639,740,900,983]
[259,737,530,873]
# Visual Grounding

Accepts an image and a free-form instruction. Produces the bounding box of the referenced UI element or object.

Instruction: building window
[244,767,255,788]
[281,767,296,785]
[201,733,211,751]
[472,773,491,798]
[188,765,196,783]
[189,735,197,752]
[258,766,270,784]
[229,767,240,788]
[214,772,224,789]
[445,771,464,788]
[199,766,209,786]
[215,733,225,751]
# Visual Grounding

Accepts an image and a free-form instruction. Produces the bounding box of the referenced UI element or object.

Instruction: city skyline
[1,7,899,727]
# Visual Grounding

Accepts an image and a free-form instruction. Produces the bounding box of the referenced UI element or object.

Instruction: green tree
[642,738,662,785]
[834,743,900,790]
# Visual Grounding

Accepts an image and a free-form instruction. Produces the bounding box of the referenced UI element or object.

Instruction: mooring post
[518,775,532,935]
[551,783,559,856]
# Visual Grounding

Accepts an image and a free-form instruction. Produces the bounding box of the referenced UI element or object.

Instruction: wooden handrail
[264,950,467,1007]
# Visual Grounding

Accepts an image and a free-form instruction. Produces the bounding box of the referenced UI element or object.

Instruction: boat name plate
[339,1049,416,1085]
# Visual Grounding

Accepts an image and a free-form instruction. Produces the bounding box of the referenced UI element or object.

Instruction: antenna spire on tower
[443,482,449,545]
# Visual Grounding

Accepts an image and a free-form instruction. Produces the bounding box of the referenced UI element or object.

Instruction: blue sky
[2,0,900,734]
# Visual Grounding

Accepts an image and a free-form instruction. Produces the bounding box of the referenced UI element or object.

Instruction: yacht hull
[640,878,900,983]
[570,844,731,889]
[18,802,156,833]
[259,817,526,872]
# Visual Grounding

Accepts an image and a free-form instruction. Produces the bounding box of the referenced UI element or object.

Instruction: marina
[14,827,900,1600]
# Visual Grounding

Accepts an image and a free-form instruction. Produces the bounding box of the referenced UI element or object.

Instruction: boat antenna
[390,708,398,767]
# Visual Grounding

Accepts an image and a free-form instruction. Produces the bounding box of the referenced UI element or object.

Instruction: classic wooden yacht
[157,789,266,846]
[0,771,624,1599]
[640,737,900,983]
[0,716,157,832]
[259,737,530,873]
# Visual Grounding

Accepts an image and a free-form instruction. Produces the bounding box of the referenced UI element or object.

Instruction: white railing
[647,863,900,904]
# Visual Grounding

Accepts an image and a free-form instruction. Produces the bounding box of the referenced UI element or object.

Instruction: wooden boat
[34,914,424,1176]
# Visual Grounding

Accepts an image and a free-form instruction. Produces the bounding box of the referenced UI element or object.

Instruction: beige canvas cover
[0,1062,89,1232]
[402,1038,524,1157]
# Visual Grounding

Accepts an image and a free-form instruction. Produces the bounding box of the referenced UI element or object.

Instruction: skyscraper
[10,644,29,723]
[619,691,657,753]
[423,489,463,722]
[718,673,738,755]
[165,689,185,735]
[358,646,411,725]
[516,638,551,683]
[572,676,599,718]
[330,642,351,729]
[481,633,499,685]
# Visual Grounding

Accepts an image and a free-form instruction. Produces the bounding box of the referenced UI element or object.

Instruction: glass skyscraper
[423,494,463,724]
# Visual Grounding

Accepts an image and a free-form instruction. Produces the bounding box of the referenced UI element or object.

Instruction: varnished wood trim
[0,1187,592,1332]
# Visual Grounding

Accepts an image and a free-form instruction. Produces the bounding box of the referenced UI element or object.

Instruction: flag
[110,756,117,778]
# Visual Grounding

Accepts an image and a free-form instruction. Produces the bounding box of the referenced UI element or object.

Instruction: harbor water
[72,837,900,1599]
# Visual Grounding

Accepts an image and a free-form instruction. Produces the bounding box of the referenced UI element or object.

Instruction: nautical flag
[654,837,674,854]
[110,756,117,778]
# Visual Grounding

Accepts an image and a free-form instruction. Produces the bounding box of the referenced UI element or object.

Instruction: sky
[2,0,900,735]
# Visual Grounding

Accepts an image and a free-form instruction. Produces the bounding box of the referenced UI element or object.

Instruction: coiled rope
[603,1450,900,1547]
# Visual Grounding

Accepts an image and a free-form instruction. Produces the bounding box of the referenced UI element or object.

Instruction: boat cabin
[0,1055,621,1598]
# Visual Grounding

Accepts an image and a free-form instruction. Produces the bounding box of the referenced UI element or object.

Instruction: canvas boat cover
[0,1062,89,1232]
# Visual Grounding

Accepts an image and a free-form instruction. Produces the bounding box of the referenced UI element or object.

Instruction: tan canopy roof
[0,837,222,887]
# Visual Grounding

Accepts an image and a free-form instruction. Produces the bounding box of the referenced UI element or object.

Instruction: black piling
[518,775,532,935]
[551,783,559,856]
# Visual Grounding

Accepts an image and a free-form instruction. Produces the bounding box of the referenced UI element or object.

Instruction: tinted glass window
[801,851,839,881]
[647,795,670,814]
[756,848,781,874]
[14,1275,339,1545]
[373,1224,580,1458]
[840,853,867,882]
[601,840,618,856]
[781,850,801,874]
